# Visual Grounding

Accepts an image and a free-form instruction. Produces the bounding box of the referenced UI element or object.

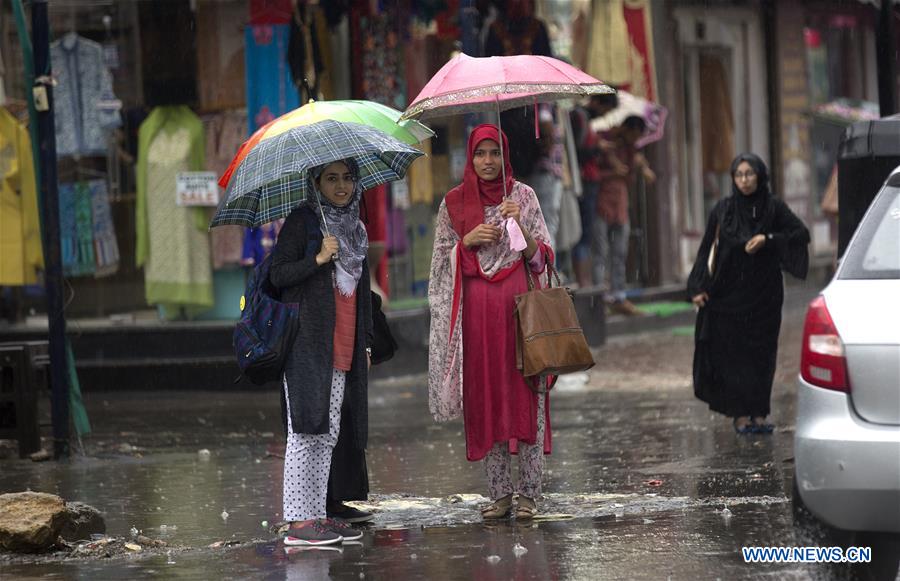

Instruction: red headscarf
[445,124,516,238]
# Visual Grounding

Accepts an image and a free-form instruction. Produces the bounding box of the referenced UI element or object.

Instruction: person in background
[595,115,655,316]
[568,93,618,288]
[522,106,563,251]
[688,153,809,434]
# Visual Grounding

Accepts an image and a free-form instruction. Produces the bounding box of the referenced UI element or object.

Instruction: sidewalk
[0,271,827,391]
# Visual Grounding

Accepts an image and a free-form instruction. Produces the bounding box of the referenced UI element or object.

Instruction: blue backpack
[233,253,300,385]
[233,208,321,384]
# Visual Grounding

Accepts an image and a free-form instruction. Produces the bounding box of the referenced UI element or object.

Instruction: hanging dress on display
[245,23,299,133]
[136,106,213,318]
[51,32,121,157]
[0,107,42,285]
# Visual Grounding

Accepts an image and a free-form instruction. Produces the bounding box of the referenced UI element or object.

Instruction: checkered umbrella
[210,119,424,228]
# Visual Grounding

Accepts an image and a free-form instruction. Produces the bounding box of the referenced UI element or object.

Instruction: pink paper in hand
[506,217,527,252]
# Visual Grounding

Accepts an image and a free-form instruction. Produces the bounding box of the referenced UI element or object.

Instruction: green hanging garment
[136,106,213,318]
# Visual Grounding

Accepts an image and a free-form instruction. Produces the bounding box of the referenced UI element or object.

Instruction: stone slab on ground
[0,492,67,553]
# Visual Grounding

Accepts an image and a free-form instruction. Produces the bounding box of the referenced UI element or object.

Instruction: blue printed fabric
[245,24,299,134]
[73,182,96,276]
[51,33,121,157]
[59,181,100,277]
[59,182,78,273]
[88,179,119,276]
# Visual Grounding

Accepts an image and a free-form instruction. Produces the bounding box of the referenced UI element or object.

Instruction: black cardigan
[269,205,373,449]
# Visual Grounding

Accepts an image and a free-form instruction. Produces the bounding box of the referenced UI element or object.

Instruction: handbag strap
[521,251,561,291]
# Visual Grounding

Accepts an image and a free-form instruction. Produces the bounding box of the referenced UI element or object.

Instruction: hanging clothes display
[245,23,299,133]
[328,13,351,99]
[88,179,119,277]
[0,39,7,106]
[51,32,121,157]
[204,110,247,270]
[58,179,119,278]
[240,220,283,267]
[0,107,42,286]
[288,2,330,102]
[58,182,96,277]
[196,0,247,111]
[249,0,292,24]
[588,0,657,101]
[407,139,433,205]
[358,9,406,110]
[136,106,213,317]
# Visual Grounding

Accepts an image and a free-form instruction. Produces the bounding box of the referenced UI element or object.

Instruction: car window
[840,186,900,279]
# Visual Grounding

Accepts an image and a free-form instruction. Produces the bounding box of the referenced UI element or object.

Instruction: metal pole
[32,0,70,459]
[460,0,479,135]
[876,0,897,117]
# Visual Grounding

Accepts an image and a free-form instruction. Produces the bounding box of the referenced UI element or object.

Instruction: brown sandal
[515,496,538,521]
[480,493,513,520]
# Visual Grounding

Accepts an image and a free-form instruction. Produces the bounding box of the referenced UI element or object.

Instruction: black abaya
[687,156,809,418]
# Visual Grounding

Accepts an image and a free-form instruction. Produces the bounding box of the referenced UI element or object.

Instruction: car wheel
[849,531,900,581]
[792,474,900,581]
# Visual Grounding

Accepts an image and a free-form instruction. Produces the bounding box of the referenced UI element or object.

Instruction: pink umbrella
[401,52,613,121]
[590,89,668,148]
[402,52,612,249]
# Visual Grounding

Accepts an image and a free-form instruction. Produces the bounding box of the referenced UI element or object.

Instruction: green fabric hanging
[12,0,90,440]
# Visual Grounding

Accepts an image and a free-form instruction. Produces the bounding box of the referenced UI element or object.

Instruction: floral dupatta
[427,181,552,421]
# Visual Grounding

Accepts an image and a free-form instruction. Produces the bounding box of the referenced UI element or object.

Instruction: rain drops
[221,509,230,522]
[486,555,501,564]
[513,543,528,557]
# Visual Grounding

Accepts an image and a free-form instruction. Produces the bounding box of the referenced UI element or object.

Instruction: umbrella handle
[314,190,330,237]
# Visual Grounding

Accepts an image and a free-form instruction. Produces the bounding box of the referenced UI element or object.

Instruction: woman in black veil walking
[688,153,810,434]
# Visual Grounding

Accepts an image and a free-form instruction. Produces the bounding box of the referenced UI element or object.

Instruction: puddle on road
[1,503,811,580]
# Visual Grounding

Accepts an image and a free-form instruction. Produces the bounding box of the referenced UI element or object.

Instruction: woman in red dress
[428,124,554,520]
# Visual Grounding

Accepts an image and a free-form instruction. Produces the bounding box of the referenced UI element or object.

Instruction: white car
[794,167,900,579]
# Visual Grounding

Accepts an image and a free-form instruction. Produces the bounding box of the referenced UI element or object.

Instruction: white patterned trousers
[282,370,345,522]
[483,394,546,501]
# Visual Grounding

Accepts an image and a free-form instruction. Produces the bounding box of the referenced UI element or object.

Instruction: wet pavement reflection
[2,305,889,579]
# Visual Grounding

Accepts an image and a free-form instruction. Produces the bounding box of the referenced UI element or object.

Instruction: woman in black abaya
[688,153,810,434]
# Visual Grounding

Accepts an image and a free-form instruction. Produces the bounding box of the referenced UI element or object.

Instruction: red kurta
[458,244,551,461]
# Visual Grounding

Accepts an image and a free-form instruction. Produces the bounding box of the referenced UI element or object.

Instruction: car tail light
[800,296,850,392]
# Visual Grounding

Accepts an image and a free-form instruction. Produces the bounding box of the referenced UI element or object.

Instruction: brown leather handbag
[514,257,595,392]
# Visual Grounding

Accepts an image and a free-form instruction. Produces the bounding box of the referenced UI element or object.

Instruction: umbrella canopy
[401,52,613,121]
[210,120,424,228]
[591,89,668,148]
[219,99,433,189]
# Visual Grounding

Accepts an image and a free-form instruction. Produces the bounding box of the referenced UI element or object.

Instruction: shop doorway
[674,9,769,275]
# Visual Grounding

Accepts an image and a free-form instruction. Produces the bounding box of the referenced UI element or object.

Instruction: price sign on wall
[176,172,220,207]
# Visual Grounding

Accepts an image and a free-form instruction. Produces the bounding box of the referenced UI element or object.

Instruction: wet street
[2,291,885,580]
